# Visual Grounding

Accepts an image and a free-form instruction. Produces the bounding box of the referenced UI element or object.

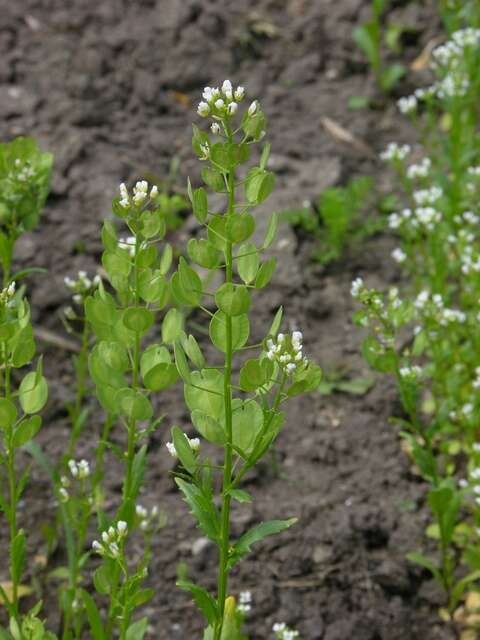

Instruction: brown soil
[0,1,455,638]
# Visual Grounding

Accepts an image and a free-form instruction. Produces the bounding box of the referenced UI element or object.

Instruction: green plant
[0,285,49,633]
[81,179,175,638]
[282,177,383,264]
[0,138,53,286]
[353,21,480,615]
[166,80,321,640]
[352,0,406,99]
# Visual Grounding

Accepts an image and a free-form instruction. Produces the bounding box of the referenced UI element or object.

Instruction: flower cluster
[64,271,101,307]
[266,331,307,375]
[397,95,417,115]
[119,180,158,209]
[399,365,423,380]
[59,459,91,502]
[92,521,128,558]
[197,80,248,120]
[388,206,442,233]
[273,623,300,640]
[0,281,15,306]
[413,186,443,205]
[406,158,431,180]
[380,143,411,162]
[135,504,160,531]
[237,590,252,615]
[165,435,200,458]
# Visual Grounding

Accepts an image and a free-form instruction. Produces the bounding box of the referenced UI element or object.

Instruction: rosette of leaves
[0,137,53,285]
[169,88,322,640]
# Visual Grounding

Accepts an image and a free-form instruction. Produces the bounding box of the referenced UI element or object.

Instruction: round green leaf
[144,363,179,391]
[19,372,48,414]
[123,307,154,335]
[116,388,153,421]
[236,243,260,284]
[215,283,251,316]
[209,311,249,353]
[226,213,255,244]
[162,308,184,343]
[0,398,17,429]
[12,415,42,448]
[187,238,221,269]
[255,257,276,288]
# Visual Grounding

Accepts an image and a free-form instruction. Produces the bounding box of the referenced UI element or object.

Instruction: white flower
[77,459,90,480]
[150,185,158,199]
[197,101,210,117]
[228,102,238,115]
[248,100,257,116]
[222,79,233,96]
[133,180,149,205]
[234,86,245,101]
[215,99,225,110]
[117,521,128,537]
[211,122,221,135]
[136,504,148,519]
[68,460,78,478]
[380,143,411,162]
[350,277,364,298]
[92,541,103,554]
[286,363,296,374]
[166,441,177,457]
[397,95,417,114]
[391,248,406,263]
[59,488,69,502]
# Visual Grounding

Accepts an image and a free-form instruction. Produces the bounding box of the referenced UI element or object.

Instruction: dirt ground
[0,0,457,638]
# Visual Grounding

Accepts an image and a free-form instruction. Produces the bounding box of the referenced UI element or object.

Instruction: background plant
[0,138,53,287]
[353,16,480,618]
[352,0,406,100]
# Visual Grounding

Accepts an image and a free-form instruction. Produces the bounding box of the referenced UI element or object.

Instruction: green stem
[215,137,235,640]
[4,342,20,628]
[67,319,90,458]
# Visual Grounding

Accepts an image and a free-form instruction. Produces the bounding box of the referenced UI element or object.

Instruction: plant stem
[68,318,90,458]
[215,138,235,640]
[4,341,20,626]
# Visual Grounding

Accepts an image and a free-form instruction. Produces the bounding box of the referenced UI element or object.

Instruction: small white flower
[391,248,406,263]
[150,185,158,199]
[215,99,225,110]
[234,86,245,101]
[92,540,103,554]
[101,531,109,544]
[222,79,233,96]
[286,363,296,374]
[109,543,120,558]
[68,460,78,478]
[77,459,90,480]
[166,441,177,457]
[228,102,238,115]
[248,100,257,116]
[211,122,221,135]
[59,488,69,502]
[117,521,128,537]
[197,101,210,117]
[350,277,364,298]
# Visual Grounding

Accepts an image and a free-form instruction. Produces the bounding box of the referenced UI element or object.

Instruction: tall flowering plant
[168,80,321,639]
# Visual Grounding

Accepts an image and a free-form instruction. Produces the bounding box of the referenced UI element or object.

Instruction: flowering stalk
[83,178,176,637]
[168,80,321,639]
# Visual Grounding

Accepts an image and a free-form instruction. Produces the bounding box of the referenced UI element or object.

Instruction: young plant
[0,137,53,286]
[0,284,49,634]
[352,0,406,100]
[282,177,383,265]
[82,178,176,637]
[167,80,321,639]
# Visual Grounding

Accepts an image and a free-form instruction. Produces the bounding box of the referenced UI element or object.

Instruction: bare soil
[0,0,455,638]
